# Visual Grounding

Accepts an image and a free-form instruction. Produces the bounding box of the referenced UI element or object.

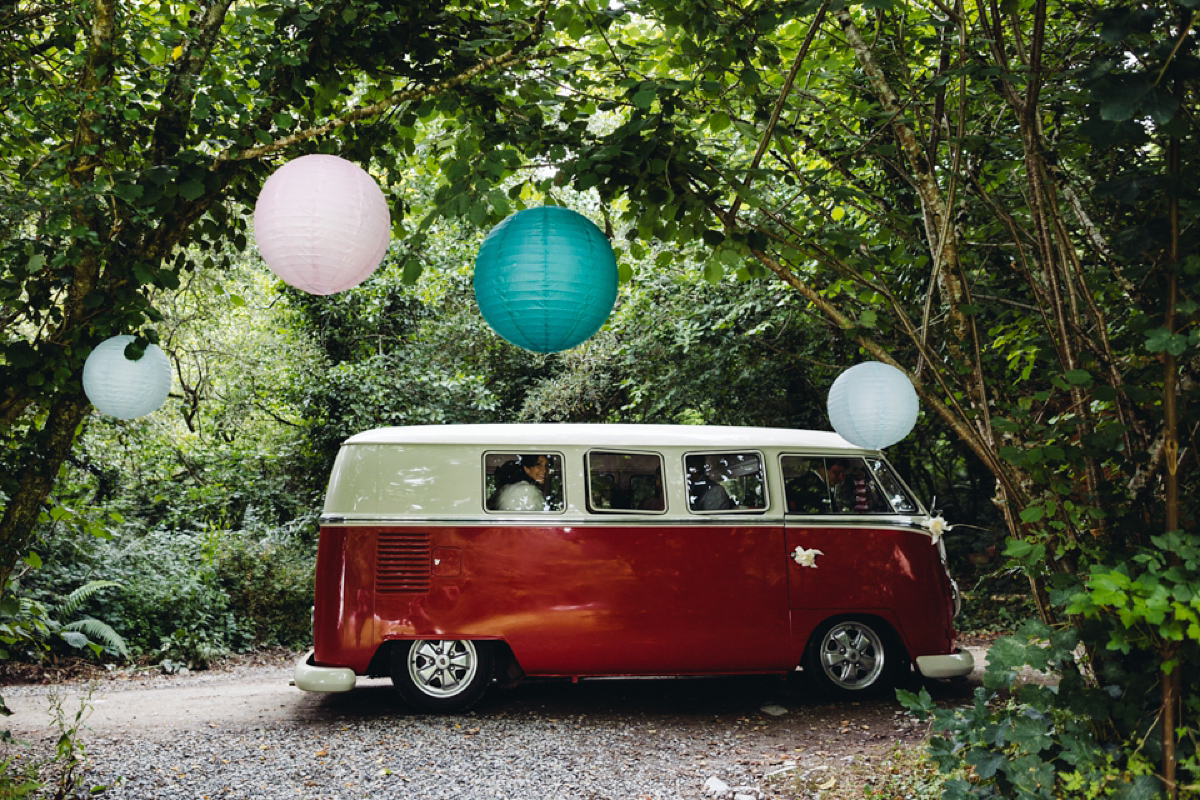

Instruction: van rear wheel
[390,639,494,713]
[804,618,899,697]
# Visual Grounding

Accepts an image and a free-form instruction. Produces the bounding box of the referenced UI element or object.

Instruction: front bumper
[294,649,357,693]
[915,649,975,679]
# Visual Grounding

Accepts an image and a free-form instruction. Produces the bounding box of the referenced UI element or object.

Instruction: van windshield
[781,456,917,514]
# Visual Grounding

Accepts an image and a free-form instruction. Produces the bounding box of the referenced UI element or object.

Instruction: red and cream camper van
[294,424,972,711]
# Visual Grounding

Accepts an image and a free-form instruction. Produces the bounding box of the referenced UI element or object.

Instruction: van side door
[781,455,905,615]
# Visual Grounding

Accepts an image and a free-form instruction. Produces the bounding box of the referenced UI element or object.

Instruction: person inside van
[785,458,889,514]
[786,458,837,513]
[491,454,550,511]
[686,456,733,511]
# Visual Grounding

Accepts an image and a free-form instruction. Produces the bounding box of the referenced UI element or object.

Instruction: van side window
[781,456,896,514]
[587,451,665,513]
[484,453,564,512]
[684,453,766,513]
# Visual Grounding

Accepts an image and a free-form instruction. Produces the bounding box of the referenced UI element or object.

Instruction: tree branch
[728,0,830,219]
[213,45,570,164]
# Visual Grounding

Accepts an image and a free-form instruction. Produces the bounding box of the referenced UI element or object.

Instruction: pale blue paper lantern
[82,335,172,420]
[826,361,919,449]
[473,206,618,353]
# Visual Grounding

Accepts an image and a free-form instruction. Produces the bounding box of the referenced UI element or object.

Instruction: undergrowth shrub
[22,521,315,666]
[210,528,314,649]
[902,614,1197,799]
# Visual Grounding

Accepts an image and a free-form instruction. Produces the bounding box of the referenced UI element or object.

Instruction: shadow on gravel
[301,669,976,724]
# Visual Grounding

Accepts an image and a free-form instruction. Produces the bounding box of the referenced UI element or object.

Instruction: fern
[61,619,129,660]
[53,580,121,620]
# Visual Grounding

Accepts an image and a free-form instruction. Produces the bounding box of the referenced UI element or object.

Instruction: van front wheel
[390,639,494,713]
[804,618,899,697]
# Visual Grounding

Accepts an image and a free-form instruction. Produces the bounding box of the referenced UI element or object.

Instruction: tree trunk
[0,392,91,594]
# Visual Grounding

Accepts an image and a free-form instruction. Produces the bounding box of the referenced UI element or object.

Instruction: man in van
[687,457,733,510]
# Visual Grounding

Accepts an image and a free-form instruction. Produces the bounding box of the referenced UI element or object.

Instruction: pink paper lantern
[253,154,391,295]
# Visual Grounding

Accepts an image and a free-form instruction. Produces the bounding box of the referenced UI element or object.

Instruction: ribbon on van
[922,516,952,545]
[792,547,824,568]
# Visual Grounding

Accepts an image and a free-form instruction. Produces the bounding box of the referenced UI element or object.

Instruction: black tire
[389,639,495,713]
[803,617,902,698]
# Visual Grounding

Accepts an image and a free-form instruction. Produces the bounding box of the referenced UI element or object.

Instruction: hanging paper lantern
[82,335,172,420]
[826,361,919,449]
[473,206,618,353]
[253,154,390,295]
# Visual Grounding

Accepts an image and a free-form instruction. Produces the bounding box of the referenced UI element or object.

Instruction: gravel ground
[67,714,777,800]
[2,654,973,800]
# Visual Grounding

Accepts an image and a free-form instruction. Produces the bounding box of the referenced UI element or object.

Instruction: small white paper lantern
[826,361,919,449]
[82,335,172,420]
[253,154,391,295]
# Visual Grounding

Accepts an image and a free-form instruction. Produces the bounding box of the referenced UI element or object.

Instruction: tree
[0,0,570,590]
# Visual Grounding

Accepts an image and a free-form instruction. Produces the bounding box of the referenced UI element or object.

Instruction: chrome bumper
[293,649,357,693]
[916,649,975,679]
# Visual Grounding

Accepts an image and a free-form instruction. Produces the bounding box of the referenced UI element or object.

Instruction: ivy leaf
[1145,327,1189,355]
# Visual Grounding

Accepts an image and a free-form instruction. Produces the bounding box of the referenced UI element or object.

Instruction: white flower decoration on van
[792,547,823,568]
[923,515,952,545]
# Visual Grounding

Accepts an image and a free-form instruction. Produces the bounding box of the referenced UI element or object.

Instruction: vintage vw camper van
[294,424,972,711]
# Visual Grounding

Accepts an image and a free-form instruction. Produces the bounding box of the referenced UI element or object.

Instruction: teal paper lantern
[826,361,919,449]
[473,207,618,353]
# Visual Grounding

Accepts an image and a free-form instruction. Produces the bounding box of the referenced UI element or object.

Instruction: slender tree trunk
[0,392,91,593]
[1160,128,1182,800]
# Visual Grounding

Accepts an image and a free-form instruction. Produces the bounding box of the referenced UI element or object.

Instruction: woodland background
[1,0,1197,797]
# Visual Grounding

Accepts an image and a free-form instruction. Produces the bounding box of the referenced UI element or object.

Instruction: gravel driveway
[2,652,981,799]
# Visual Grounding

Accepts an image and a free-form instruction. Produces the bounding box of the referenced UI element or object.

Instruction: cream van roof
[343,423,871,452]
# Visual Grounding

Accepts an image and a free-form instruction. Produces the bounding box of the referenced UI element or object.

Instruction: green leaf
[631,88,656,109]
[1019,506,1045,523]
[401,258,423,285]
[59,631,88,649]
[113,182,144,203]
[179,179,205,201]
[1099,79,1150,122]
[1064,369,1092,387]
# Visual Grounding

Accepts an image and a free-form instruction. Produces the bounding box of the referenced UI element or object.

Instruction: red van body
[295,424,972,711]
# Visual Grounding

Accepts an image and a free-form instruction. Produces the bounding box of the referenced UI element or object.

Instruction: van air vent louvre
[376,532,431,594]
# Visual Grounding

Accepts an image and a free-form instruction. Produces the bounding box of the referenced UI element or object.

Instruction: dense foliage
[1,0,1196,796]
